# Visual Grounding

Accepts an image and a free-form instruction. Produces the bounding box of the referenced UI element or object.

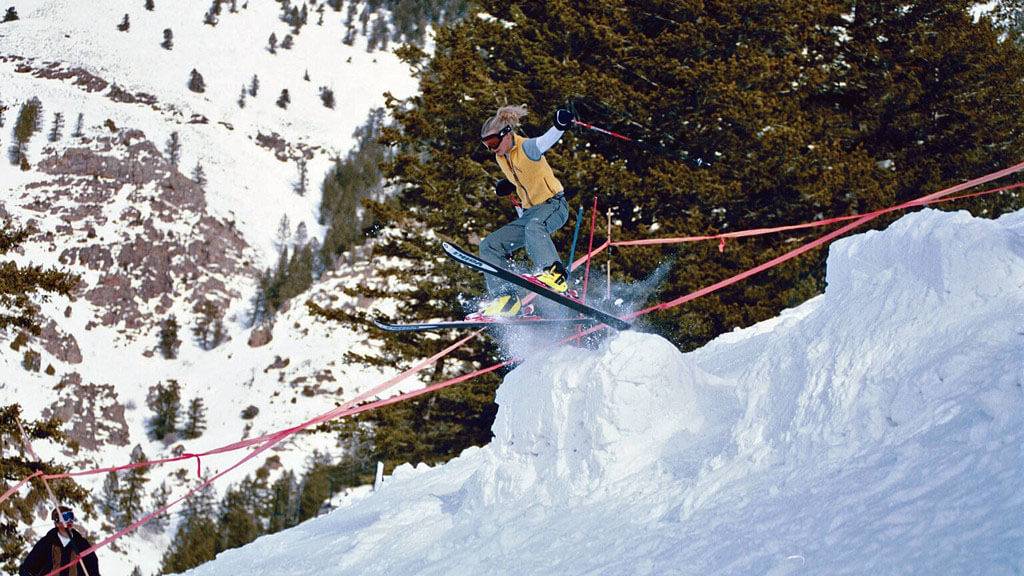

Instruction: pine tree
[358,4,370,35]
[276,88,290,109]
[157,315,181,359]
[161,28,173,50]
[237,84,246,108]
[149,480,172,531]
[298,458,331,522]
[230,0,238,13]
[310,237,326,279]
[319,87,335,109]
[2,7,18,22]
[144,0,155,11]
[160,484,217,574]
[335,418,374,486]
[8,97,42,167]
[191,161,207,187]
[146,380,181,440]
[316,109,386,264]
[47,111,63,142]
[344,0,356,27]
[264,246,290,312]
[368,13,388,52]
[71,112,84,137]
[0,405,90,574]
[117,13,130,32]
[279,242,313,301]
[0,219,77,332]
[203,5,218,26]
[249,74,259,97]
[165,131,181,167]
[281,33,294,49]
[266,471,298,533]
[188,68,206,93]
[218,484,259,550]
[274,214,291,253]
[117,445,150,528]
[248,274,270,327]
[268,32,277,53]
[99,471,121,527]
[182,397,207,439]
[294,157,308,195]
[192,300,224,350]
[303,69,310,81]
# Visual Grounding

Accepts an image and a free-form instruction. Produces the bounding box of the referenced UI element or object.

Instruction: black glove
[495,178,516,196]
[553,108,575,131]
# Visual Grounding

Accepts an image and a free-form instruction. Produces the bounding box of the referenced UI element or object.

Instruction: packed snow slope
[190,207,1024,575]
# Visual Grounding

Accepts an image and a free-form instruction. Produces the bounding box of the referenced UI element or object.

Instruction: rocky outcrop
[38,320,83,364]
[255,131,318,162]
[248,323,273,347]
[6,56,162,108]
[22,129,257,331]
[46,373,130,451]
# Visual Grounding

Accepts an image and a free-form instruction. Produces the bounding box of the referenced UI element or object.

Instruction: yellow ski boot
[471,292,523,320]
[533,261,569,294]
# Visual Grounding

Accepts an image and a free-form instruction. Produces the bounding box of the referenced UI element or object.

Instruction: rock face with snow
[0,2,420,573]
[186,209,1024,576]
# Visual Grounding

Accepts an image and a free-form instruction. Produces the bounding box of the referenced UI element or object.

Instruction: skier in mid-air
[373,104,631,332]
[472,104,577,319]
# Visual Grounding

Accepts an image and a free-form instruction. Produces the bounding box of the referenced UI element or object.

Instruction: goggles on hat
[481,125,512,151]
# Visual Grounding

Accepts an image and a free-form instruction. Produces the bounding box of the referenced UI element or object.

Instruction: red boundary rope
[6,163,1023,573]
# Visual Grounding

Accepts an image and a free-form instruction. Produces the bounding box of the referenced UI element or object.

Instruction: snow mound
[188,208,1024,576]
[465,331,733,505]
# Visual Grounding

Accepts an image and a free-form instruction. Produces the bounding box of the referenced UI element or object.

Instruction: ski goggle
[60,510,75,525]
[481,125,512,151]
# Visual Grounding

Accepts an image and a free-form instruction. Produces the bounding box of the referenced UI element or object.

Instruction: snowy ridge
[188,208,1023,575]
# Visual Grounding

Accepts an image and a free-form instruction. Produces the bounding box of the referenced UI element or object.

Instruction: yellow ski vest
[496,134,563,208]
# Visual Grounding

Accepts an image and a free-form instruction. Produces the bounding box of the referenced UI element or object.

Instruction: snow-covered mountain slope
[1,0,418,260]
[1,2,421,574]
[187,208,1024,576]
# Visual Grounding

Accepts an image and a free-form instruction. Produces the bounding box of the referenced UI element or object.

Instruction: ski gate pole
[582,195,599,304]
[565,203,585,285]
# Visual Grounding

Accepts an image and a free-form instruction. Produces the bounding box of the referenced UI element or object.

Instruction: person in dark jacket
[19,506,100,576]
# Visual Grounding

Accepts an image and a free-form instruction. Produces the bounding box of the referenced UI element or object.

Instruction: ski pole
[565,203,584,285]
[572,119,634,142]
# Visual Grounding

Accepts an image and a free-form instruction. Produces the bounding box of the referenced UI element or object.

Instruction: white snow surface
[188,208,1024,576]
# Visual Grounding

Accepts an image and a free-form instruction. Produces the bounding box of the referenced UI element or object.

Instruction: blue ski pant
[479,194,569,295]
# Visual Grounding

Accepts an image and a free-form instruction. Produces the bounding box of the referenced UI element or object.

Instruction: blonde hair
[480,104,528,137]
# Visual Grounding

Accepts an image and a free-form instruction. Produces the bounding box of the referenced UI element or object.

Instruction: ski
[441,242,632,331]
[373,316,598,333]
